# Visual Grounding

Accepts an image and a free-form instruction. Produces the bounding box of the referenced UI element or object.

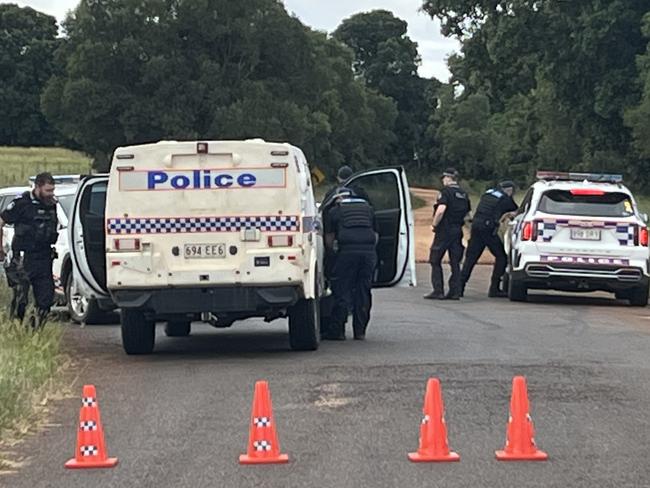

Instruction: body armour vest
[336,198,376,250]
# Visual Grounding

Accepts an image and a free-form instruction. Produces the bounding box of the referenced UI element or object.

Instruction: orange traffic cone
[65,385,118,469]
[495,376,548,461]
[408,378,460,462]
[239,381,289,465]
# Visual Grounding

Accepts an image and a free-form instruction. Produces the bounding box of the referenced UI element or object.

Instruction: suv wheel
[121,309,155,354]
[628,284,649,307]
[164,320,191,337]
[508,276,528,302]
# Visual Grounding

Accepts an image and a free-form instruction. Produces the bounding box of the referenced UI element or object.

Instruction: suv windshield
[538,190,634,218]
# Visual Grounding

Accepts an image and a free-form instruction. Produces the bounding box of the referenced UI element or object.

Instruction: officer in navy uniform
[460,181,518,297]
[424,168,471,300]
[0,173,58,327]
[323,188,378,340]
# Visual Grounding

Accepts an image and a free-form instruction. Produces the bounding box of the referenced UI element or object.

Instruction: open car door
[345,166,417,287]
[69,175,110,300]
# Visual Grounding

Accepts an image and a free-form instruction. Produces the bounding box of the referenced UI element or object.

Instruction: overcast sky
[7,0,459,81]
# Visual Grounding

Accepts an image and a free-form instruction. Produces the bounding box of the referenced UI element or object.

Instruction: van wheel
[165,320,191,337]
[65,273,105,324]
[508,277,528,302]
[628,284,649,307]
[121,309,155,355]
[288,296,320,351]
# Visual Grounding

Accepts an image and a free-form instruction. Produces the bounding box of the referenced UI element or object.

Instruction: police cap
[337,165,353,181]
[441,167,459,180]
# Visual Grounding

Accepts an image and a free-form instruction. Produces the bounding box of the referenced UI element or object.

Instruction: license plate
[570,228,601,241]
[184,243,226,259]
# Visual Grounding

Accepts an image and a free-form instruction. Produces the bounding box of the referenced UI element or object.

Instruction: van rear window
[537,190,634,217]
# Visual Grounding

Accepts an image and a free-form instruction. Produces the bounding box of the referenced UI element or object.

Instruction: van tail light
[640,226,649,247]
[268,235,294,247]
[114,238,141,251]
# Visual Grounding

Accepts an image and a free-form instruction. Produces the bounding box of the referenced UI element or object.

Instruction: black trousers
[460,226,507,290]
[330,250,377,337]
[429,226,464,297]
[5,256,30,320]
[23,253,55,314]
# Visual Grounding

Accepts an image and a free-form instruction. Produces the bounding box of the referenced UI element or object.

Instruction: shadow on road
[148,328,298,359]
[525,292,635,307]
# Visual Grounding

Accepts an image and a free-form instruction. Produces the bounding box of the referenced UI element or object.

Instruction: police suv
[504,172,649,305]
[69,140,416,354]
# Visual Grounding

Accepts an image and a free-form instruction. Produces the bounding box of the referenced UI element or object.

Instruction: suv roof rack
[536,171,623,183]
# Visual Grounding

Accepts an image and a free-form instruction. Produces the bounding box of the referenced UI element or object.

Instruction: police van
[505,171,649,305]
[69,140,416,354]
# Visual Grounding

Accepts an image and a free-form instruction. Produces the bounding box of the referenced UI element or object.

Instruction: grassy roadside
[0,283,65,447]
[0,146,91,187]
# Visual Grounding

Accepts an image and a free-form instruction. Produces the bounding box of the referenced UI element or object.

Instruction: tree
[333,10,438,170]
[0,4,60,145]
[42,0,397,173]
[422,0,650,185]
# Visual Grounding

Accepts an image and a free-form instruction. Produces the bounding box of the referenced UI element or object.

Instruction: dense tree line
[423,0,650,188]
[3,1,650,188]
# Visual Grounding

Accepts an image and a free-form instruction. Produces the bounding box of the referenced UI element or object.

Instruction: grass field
[0,147,91,187]
[0,283,64,444]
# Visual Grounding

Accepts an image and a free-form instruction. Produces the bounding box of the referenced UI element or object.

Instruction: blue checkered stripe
[537,222,557,242]
[537,220,636,245]
[107,216,300,235]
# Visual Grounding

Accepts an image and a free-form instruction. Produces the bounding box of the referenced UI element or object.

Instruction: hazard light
[640,227,649,247]
[268,235,293,247]
[570,189,605,196]
[522,221,536,241]
[113,238,140,251]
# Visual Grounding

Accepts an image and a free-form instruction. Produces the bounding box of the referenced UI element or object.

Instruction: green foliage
[0,4,60,146]
[0,283,63,438]
[0,146,91,186]
[42,0,398,175]
[333,10,441,171]
[423,0,650,188]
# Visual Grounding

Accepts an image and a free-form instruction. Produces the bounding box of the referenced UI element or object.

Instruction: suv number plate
[184,243,226,258]
[570,228,601,241]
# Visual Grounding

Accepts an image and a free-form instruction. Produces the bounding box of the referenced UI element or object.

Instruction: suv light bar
[536,171,623,183]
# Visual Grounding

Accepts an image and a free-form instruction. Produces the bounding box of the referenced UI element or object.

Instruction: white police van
[505,171,649,305]
[69,140,416,354]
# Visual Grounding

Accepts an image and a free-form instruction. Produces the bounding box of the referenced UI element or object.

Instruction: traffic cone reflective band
[408,378,460,462]
[496,376,548,461]
[239,381,289,465]
[65,385,118,469]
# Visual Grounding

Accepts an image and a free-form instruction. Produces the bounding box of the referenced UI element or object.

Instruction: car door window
[346,171,402,284]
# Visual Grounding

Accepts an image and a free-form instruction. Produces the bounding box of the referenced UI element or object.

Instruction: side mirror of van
[641,213,649,224]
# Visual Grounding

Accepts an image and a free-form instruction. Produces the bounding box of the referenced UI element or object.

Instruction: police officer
[460,181,518,297]
[424,168,471,300]
[323,188,378,340]
[0,173,58,327]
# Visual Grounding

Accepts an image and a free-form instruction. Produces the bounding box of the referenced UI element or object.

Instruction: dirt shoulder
[411,187,495,265]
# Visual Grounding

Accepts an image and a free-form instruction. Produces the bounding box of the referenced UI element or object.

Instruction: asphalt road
[3,265,650,488]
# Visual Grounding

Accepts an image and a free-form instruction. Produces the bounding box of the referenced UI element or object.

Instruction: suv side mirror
[641,213,648,224]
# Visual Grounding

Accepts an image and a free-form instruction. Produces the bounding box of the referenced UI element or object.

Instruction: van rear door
[69,175,110,299]
[345,166,417,287]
